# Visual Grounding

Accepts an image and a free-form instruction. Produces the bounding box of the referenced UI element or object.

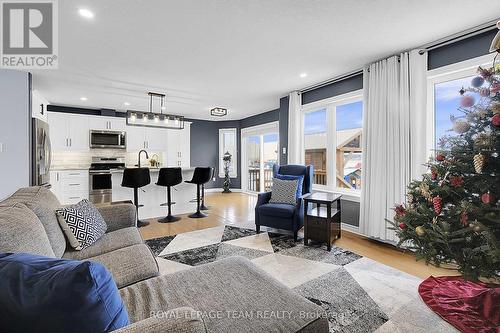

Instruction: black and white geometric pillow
[269,178,299,205]
[56,199,107,250]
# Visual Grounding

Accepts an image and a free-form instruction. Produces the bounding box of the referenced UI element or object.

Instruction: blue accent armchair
[255,164,313,241]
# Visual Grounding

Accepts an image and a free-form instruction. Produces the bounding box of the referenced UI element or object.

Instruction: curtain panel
[360,51,427,242]
[287,91,303,164]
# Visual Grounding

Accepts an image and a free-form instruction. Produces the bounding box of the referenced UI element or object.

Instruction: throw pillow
[269,178,299,205]
[0,252,129,333]
[56,199,107,250]
[275,173,304,198]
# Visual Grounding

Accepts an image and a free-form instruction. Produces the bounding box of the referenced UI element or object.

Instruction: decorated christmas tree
[391,57,500,281]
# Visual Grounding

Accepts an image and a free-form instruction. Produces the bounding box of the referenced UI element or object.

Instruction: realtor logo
[1,0,58,69]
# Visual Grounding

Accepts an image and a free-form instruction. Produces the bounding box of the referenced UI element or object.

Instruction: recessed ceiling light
[299,73,308,78]
[78,8,94,19]
[80,97,88,101]
[124,102,130,106]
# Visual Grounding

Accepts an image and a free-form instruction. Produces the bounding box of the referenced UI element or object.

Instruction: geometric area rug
[145,225,458,333]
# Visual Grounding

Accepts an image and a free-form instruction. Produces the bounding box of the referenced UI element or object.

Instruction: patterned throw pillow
[56,199,107,250]
[275,173,304,198]
[269,178,299,205]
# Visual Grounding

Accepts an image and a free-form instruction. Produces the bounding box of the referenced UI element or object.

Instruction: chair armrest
[112,307,206,333]
[256,191,272,207]
[97,203,137,232]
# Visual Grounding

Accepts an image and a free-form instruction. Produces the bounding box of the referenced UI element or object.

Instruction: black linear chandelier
[126,92,184,129]
[210,107,227,117]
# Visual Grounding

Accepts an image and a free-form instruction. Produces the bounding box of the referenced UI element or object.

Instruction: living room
[0,1,499,332]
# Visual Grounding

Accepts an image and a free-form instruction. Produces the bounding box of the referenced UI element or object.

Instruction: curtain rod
[417,19,498,55]
[299,19,498,93]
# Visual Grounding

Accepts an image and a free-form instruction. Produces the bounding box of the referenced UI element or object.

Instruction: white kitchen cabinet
[126,126,146,151]
[126,126,168,152]
[88,116,126,131]
[166,125,190,167]
[50,170,89,204]
[32,90,49,122]
[47,112,89,151]
[145,127,167,151]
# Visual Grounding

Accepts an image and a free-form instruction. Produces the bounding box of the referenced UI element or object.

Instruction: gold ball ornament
[452,120,470,134]
[415,226,426,237]
[473,153,486,173]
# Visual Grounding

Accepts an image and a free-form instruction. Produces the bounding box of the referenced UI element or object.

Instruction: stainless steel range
[89,157,125,204]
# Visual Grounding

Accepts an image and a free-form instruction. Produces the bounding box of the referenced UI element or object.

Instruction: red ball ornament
[460,95,475,108]
[481,192,495,204]
[450,176,464,188]
[492,114,500,127]
[435,154,445,162]
[399,222,407,230]
[432,196,443,215]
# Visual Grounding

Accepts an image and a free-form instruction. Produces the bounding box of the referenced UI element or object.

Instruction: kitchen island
[111,167,198,220]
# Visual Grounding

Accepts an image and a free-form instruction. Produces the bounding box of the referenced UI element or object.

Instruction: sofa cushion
[0,203,55,257]
[258,202,296,218]
[4,187,66,257]
[0,252,129,333]
[63,227,143,260]
[120,256,328,332]
[88,244,159,289]
[56,199,108,250]
[269,178,299,205]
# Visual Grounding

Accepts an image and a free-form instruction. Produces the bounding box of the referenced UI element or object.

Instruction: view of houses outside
[304,101,363,189]
[246,133,279,191]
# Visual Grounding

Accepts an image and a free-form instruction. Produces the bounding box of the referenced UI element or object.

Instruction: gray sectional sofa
[0,186,329,332]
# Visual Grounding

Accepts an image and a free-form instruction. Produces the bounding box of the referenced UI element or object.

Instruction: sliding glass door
[242,122,279,193]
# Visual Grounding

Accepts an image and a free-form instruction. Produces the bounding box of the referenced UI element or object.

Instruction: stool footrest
[160,202,176,206]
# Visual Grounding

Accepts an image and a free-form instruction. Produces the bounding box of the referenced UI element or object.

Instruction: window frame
[301,89,363,198]
[218,128,238,178]
[426,53,496,158]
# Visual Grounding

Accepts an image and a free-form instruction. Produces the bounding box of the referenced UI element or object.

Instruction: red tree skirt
[418,276,500,333]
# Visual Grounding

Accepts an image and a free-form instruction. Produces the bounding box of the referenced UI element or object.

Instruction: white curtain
[360,50,427,242]
[287,91,303,164]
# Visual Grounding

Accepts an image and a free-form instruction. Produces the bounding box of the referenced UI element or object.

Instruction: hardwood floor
[139,192,459,280]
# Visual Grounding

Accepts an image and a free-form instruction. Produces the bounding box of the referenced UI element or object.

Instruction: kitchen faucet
[138,150,149,168]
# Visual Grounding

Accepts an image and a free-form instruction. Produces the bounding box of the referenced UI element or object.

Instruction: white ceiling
[33,0,500,120]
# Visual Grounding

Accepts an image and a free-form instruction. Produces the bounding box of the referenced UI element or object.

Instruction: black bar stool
[185,167,212,218]
[121,168,151,227]
[200,167,215,211]
[156,167,182,223]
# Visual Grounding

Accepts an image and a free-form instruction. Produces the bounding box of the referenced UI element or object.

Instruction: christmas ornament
[481,192,495,204]
[435,154,445,162]
[452,120,470,134]
[450,176,464,188]
[399,222,407,230]
[395,204,406,216]
[415,226,426,237]
[492,113,500,127]
[479,88,490,97]
[431,168,438,180]
[471,76,485,88]
[493,102,500,115]
[460,95,475,108]
[473,153,486,173]
[460,211,468,226]
[433,196,442,215]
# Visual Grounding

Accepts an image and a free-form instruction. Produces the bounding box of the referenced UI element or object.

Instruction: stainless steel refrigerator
[32,118,51,186]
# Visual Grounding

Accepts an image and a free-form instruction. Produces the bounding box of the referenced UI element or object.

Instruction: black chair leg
[189,184,207,218]
[134,188,149,227]
[200,184,209,210]
[159,186,181,223]
[256,225,260,234]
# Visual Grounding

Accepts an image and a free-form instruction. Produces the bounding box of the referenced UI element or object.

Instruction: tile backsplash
[51,149,165,169]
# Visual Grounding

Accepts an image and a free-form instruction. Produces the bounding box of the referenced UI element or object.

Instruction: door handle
[69,138,72,147]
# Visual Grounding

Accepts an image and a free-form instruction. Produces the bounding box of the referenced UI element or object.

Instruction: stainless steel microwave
[90,130,126,149]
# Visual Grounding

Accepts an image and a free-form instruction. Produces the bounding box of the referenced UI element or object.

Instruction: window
[302,90,363,192]
[427,54,495,155]
[219,128,237,178]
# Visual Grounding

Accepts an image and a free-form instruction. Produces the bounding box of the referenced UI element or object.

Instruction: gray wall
[302,74,363,105]
[0,70,31,200]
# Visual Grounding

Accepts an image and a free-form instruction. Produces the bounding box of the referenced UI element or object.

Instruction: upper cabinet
[88,116,126,131]
[47,112,89,151]
[32,90,49,122]
[166,125,190,167]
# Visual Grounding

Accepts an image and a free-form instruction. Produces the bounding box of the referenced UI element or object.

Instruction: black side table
[303,192,342,251]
